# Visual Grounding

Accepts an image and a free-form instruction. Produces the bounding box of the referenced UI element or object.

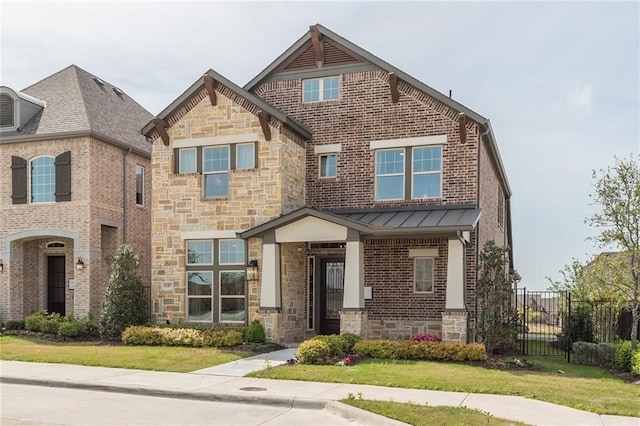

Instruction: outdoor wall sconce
[246,259,259,282]
[0,259,4,272]
[75,257,85,271]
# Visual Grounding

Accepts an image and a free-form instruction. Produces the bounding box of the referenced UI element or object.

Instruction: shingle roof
[1,65,153,155]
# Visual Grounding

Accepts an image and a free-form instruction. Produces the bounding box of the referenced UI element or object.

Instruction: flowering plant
[412,333,442,343]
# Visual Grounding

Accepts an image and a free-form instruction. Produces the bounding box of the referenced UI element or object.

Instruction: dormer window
[1,93,15,129]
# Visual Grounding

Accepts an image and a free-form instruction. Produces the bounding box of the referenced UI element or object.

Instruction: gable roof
[0,65,154,156]
[141,69,312,141]
[245,24,511,197]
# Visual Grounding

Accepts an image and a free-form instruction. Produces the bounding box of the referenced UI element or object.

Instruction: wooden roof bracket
[389,72,399,103]
[153,118,170,146]
[458,113,467,144]
[203,75,218,106]
[310,25,323,66]
[257,110,272,141]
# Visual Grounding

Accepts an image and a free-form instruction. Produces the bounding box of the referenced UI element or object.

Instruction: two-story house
[144,24,513,344]
[0,65,153,321]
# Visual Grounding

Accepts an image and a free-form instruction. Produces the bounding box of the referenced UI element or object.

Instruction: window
[30,156,55,203]
[375,149,404,200]
[179,148,196,173]
[319,154,337,178]
[303,76,339,102]
[236,143,255,169]
[374,145,443,201]
[412,146,442,198]
[203,146,229,198]
[135,165,144,206]
[414,258,434,293]
[186,239,246,323]
[0,93,14,128]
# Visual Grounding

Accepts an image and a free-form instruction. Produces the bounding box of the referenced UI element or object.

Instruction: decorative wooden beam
[203,75,217,106]
[389,72,399,103]
[458,113,467,144]
[309,25,323,65]
[257,111,272,141]
[153,118,170,146]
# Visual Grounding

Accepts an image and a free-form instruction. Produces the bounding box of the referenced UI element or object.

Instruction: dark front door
[47,256,65,315]
[319,258,344,335]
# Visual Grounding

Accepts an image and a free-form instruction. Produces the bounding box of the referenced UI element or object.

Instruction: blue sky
[2,1,639,290]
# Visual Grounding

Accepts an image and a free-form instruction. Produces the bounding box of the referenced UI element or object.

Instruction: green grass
[0,335,251,372]
[342,399,531,426]
[249,356,640,417]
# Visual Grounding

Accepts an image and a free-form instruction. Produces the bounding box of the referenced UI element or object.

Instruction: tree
[100,244,149,337]
[476,240,518,355]
[587,155,640,350]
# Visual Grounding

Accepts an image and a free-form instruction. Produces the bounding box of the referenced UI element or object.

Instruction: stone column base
[340,310,368,337]
[441,311,468,343]
[256,309,284,343]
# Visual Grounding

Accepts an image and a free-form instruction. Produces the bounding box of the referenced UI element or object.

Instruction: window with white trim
[374,145,443,201]
[203,146,229,198]
[414,257,434,293]
[319,153,337,178]
[179,148,196,173]
[30,156,55,203]
[303,76,339,102]
[135,165,144,206]
[186,239,246,323]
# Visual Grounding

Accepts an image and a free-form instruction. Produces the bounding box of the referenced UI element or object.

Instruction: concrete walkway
[1,352,638,426]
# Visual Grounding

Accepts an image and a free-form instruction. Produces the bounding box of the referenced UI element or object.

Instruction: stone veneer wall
[441,311,469,343]
[150,88,306,324]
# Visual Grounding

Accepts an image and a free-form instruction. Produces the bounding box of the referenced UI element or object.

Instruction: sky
[1,1,639,290]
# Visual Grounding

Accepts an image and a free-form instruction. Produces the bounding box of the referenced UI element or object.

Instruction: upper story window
[236,143,255,169]
[319,153,337,178]
[135,165,144,206]
[179,148,197,173]
[374,145,442,201]
[0,93,15,128]
[31,156,56,203]
[203,146,229,198]
[303,76,339,102]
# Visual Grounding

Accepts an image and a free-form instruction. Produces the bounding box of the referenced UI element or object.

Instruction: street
[0,383,364,426]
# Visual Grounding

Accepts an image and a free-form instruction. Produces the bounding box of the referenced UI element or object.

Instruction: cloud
[565,82,594,115]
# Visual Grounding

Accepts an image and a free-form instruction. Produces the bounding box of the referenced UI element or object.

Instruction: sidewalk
[1,350,638,426]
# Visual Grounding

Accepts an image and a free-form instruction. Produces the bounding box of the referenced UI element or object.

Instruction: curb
[1,376,408,426]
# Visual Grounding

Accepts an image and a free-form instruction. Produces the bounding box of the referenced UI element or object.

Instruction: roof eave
[483,121,512,197]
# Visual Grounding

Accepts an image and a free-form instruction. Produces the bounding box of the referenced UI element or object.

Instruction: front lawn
[0,335,252,372]
[250,355,640,417]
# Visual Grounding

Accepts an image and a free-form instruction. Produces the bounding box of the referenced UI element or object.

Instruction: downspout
[123,148,132,244]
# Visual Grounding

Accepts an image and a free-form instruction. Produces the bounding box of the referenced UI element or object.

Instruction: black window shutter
[196,147,203,174]
[173,148,179,173]
[55,151,71,202]
[11,156,27,204]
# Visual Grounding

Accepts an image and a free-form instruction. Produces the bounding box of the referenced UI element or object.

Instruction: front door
[319,258,344,335]
[47,256,65,315]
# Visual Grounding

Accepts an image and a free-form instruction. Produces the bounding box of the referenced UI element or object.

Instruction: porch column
[445,237,465,310]
[343,234,364,309]
[260,242,281,309]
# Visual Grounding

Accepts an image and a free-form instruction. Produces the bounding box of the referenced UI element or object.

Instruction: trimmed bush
[121,326,243,347]
[202,329,243,347]
[122,326,163,345]
[58,321,82,337]
[296,339,332,364]
[412,333,442,343]
[572,342,616,366]
[25,310,49,332]
[312,334,350,355]
[4,320,25,330]
[616,340,633,372]
[353,339,487,362]
[245,319,267,344]
[632,350,640,377]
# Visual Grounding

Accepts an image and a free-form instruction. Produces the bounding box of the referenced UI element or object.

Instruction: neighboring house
[144,24,514,344]
[0,65,153,321]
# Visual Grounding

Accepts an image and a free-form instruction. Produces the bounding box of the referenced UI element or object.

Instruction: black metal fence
[515,289,636,363]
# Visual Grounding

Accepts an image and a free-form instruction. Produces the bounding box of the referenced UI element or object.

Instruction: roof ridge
[70,65,93,133]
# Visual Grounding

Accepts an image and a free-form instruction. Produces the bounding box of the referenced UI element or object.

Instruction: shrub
[339,332,362,351]
[412,333,442,343]
[202,329,243,347]
[4,320,25,330]
[296,339,331,364]
[122,326,162,345]
[245,319,267,344]
[353,339,487,362]
[121,326,243,347]
[100,245,149,337]
[632,350,640,377]
[572,342,616,366]
[58,321,82,337]
[312,334,350,356]
[25,310,49,332]
[77,317,100,336]
[616,340,633,372]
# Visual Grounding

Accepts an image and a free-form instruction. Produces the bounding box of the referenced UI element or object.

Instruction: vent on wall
[46,242,65,248]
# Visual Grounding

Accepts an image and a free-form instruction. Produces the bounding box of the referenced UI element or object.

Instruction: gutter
[123,148,132,243]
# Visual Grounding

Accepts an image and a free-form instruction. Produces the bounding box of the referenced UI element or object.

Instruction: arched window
[30,156,55,203]
[0,93,15,128]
